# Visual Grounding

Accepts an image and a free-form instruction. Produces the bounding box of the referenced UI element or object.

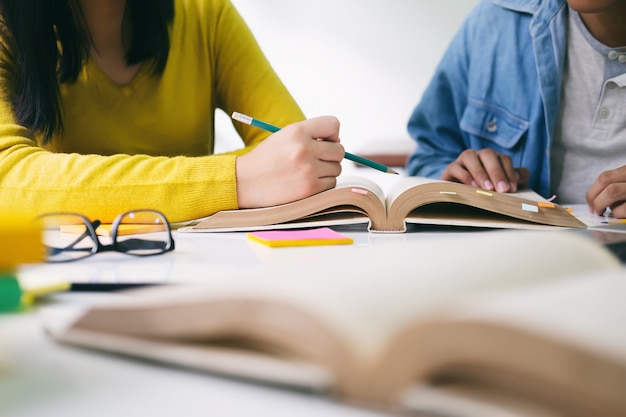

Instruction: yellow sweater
[0,0,304,223]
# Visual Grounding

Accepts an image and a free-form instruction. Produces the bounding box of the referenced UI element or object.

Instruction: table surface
[3,219,474,417]
[0,167,419,417]
[1,167,618,417]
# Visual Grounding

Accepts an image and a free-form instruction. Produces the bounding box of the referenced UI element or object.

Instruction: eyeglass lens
[41,214,97,262]
[114,211,172,256]
[41,210,173,262]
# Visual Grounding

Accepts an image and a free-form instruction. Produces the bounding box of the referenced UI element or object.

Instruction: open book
[43,231,626,416]
[178,176,585,233]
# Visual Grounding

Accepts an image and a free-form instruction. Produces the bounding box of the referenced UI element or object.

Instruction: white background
[216,0,480,155]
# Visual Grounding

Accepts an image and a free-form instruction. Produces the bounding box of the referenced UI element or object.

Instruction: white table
[1,165,615,417]
[4,216,467,417]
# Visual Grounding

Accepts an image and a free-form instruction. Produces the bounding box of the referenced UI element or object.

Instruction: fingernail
[510,182,517,192]
[471,180,478,187]
[483,180,494,190]
[497,181,508,193]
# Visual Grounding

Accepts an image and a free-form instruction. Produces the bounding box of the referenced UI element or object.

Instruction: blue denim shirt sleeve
[406,0,567,197]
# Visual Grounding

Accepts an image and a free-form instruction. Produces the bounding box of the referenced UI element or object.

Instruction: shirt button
[486,120,498,133]
[121,87,133,97]
[608,51,619,60]
[619,54,626,64]
[599,107,611,119]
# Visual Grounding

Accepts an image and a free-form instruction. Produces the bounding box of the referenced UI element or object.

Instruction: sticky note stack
[0,215,43,312]
[247,227,354,248]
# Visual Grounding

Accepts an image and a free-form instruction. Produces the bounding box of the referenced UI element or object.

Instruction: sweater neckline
[84,58,148,93]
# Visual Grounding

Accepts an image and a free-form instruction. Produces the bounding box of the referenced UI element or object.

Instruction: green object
[0,272,22,312]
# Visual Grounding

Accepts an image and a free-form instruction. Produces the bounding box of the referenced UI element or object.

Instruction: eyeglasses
[39,209,175,263]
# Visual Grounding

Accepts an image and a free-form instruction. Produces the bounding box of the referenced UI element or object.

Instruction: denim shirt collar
[494,0,566,34]
[494,0,541,15]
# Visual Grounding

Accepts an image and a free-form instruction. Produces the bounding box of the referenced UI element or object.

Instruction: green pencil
[232,112,399,175]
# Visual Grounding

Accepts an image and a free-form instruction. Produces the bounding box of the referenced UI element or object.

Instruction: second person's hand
[586,167,626,217]
[235,116,344,209]
[441,148,530,193]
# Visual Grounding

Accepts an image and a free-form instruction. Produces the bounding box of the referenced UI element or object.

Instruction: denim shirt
[406,0,568,197]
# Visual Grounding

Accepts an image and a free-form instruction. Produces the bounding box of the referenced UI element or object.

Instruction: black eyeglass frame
[40,209,175,263]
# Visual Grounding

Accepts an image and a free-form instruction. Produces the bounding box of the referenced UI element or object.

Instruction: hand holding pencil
[234,115,345,209]
[232,112,399,175]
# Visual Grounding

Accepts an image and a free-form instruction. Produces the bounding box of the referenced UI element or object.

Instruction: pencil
[69,282,161,292]
[232,112,399,175]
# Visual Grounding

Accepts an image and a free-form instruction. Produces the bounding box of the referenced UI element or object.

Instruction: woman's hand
[235,116,344,208]
[587,167,626,217]
[441,148,530,193]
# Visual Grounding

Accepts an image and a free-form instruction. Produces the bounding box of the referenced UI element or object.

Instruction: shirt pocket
[460,99,529,150]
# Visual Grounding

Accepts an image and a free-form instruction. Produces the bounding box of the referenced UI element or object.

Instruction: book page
[383,177,584,231]
[280,231,619,365]
[442,268,626,366]
[396,268,626,416]
[384,177,548,207]
[513,190,550,202]
[568,203,624,228]
[334,175,386,202]
[384,176,444,208]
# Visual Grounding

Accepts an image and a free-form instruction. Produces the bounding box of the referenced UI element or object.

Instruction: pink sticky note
[247,227,353,247]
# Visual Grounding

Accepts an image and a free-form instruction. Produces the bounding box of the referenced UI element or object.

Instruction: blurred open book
[42,231,626,416]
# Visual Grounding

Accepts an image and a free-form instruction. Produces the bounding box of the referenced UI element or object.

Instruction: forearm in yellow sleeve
[0,132,239,223]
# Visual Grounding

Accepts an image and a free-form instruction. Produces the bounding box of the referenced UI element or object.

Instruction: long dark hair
[0,0,174,144]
